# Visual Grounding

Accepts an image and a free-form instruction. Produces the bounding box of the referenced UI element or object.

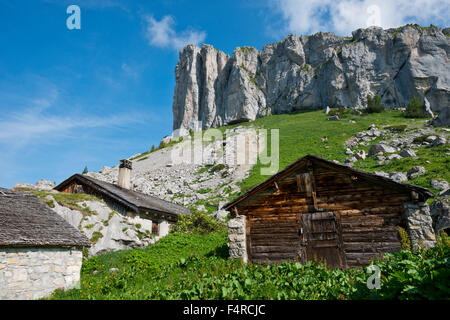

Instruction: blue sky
[0,0,448,188]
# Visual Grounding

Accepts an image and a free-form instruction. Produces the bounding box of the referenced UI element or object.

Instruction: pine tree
[82,166,88,174]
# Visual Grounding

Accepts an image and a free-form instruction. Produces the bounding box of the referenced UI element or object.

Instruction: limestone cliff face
[173,25,450,132]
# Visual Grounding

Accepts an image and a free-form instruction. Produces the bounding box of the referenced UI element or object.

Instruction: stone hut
[54,160,191,239]
[224,155,436,268]
[0,188,90,300]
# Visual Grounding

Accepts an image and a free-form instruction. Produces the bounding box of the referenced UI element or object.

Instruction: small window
[152,220,159,236]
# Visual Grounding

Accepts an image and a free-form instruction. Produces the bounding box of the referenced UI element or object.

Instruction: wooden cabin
[224,155,436,268]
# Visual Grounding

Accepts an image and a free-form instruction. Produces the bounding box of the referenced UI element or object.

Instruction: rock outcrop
[173,25,450,133]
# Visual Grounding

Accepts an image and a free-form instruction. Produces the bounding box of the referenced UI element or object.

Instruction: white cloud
[0,105,144,149]
[270,0,450,36]
[144,15,207,51]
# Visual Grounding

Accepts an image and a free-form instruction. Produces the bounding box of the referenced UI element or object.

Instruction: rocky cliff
[173,25,450,133]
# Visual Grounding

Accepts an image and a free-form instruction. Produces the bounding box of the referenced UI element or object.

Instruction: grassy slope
[233,109,447,194]
[49,110,449,300]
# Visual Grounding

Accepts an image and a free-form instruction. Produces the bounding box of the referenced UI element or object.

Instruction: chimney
[117,159,132,189]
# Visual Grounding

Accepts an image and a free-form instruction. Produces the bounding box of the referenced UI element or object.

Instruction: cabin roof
[54,174,191,218]
[0,188,91,248]
[224,154,434,210]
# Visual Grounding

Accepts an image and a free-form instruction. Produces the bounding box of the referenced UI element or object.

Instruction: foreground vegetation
[49,231,449,300]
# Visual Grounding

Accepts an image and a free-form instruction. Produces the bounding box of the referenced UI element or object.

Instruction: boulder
[432,107,450,127]
[354,150,366,160]
[368,143,396,156]
[386,154,402,160]
[374,171,389,178]
[407,166,426,179]
[400,149,416,158]
[389,172,408,183]
[430,197,450,234]
[429,136,447,147]
[431,179,449,190]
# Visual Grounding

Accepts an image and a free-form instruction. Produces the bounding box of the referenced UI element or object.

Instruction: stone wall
[227,215,247,263]
[403,202,437,249]
[0,247,83,300]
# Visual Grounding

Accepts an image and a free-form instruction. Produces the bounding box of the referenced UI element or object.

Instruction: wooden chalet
[224,155,434,268]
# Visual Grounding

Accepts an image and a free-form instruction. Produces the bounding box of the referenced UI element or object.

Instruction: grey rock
[403,202,436,249]
[210,209,229,221]
[386,154,402,160]
[328,115,340,121]
[431,179,449,190]
[423,97,434,118]
[432,107,450,127]
[430,197,450,234]
[173,25,450,132]
[407,166,426,179]
[374,171,389,178]
[354,150,366,160]
[389,172,408,183]
[429,136,447,147]
[400,149,416,158]
[368,143,397,156]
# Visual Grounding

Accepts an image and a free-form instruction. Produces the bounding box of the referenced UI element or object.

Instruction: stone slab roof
[54,174,191,218]
[0,188,90,248]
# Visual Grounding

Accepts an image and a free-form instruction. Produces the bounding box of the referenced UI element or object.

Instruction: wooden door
[301,211,346,269]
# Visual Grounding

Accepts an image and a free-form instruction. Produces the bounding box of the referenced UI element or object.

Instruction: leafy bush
[353,233,450,300]
[385,124,407,132]
[366,95,384,113]
[404,97,427,118]
[171,209,225,235]
[328,107,361,119]
[210,163,226,173]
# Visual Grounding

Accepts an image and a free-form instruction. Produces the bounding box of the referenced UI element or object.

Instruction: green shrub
[366,95,384,113]
[45,199,55,208]
[198,188,212,194]
[404,97,427,118]
[209,163,226,173]
[81,255,101,274]
[385,124,407,132]
[398,227,411,251]
[413,134,433,144]
[90,231,103,243]
[171,209,225,235]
